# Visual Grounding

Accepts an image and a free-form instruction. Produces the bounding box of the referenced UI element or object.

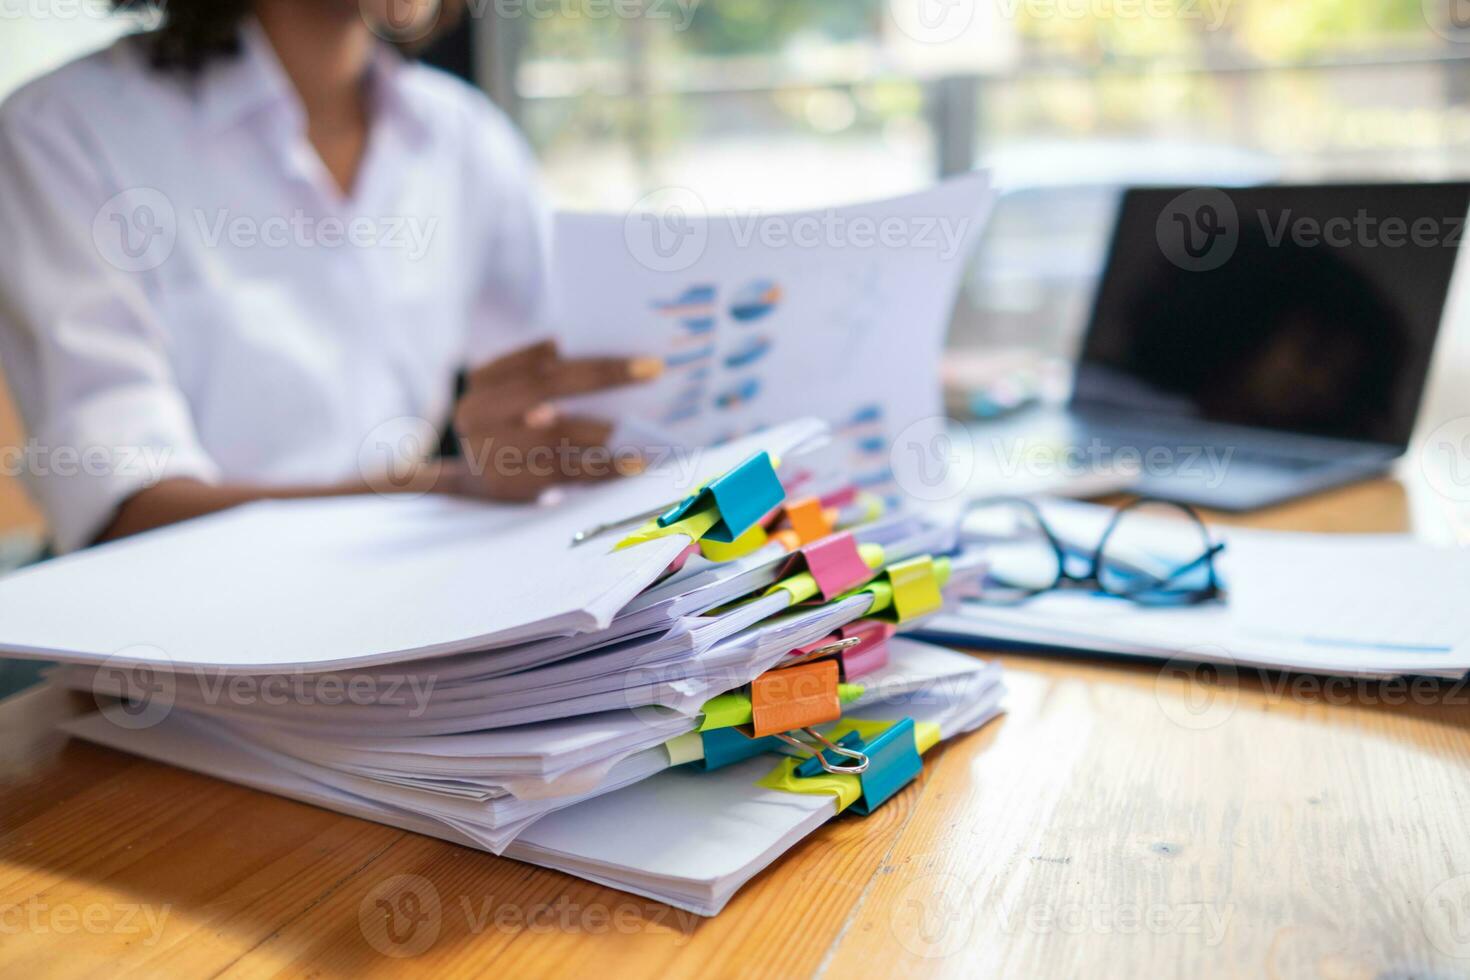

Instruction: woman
[0,0,660,555]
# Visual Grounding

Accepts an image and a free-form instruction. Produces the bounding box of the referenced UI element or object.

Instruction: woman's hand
[448,340,664,501]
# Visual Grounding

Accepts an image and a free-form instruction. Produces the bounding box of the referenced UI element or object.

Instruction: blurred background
[4,0,1470,539]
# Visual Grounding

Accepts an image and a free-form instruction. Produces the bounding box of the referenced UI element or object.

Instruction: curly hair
[112,0,254,72]
[112,1,461,73]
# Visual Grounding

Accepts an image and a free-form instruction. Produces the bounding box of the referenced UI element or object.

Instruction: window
[484,0,1470,356]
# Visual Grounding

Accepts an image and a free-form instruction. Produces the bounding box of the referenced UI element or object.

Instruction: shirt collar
[196,18,432,146]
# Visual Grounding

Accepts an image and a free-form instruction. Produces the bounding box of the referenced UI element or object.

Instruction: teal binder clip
[697,726,781,771]
[794,718,923,815]
[657,451,783,543]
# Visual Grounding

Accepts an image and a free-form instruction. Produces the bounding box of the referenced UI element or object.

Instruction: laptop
[1057,181,1470,511]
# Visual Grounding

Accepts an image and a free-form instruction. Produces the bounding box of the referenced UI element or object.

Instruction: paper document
[0,420,825,671]
[554,175,996,496]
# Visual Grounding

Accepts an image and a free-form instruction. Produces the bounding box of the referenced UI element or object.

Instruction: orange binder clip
[784,497,836,545]
[746,660,841,738]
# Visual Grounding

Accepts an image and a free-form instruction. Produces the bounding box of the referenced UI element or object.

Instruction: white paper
[59,640,1006,915]
[0,420,825,671]
[553,175,995,496]
[1226,531,1470,655]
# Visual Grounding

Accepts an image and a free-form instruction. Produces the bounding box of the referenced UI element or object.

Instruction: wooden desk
[3,479,1469,977]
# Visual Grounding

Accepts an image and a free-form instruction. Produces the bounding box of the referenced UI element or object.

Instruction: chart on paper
[552,175,996,498]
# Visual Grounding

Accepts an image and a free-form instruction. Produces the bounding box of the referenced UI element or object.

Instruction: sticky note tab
[757,756,862,813]
[700,523,769,563]
[615,504,720,551]
[699,690,752,731]
[664,731,704,766]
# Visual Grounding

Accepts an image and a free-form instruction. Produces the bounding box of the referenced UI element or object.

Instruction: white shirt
[0,23,549,552]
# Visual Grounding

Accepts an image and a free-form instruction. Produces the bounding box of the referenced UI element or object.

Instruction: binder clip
[767,539,885,606]
[851,554,947,624]
[776,532,876,602]
[590,451,785,550]
[819,486,858,509]
[746,660,842,738]
[783,619,895,680]
[782,496,836,545]
[694,727,782,771]
[794,717,923,814]
[657,451,784,544]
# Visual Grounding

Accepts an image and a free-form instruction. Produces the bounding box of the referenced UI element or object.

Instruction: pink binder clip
[785,618,895,680]
[819,485,859,509]
[835,619,894,679]
[782,531,873,602]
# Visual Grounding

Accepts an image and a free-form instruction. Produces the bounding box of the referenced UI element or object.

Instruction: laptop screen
[1072,183,1470,448]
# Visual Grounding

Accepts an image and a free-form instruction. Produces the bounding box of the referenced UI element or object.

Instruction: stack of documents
[0,419,1004,915]
[922,498,1470,679]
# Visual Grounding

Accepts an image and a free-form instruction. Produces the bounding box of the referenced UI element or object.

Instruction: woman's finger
[465,339,559,388]
[553,414,613,449]
[453,382,553,434]
[542,355,663,399]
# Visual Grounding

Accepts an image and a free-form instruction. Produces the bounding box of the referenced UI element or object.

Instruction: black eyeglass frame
[962,495,1226,606]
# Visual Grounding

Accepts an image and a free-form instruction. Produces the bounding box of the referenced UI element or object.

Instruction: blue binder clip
[657,451,783,543]
[793,718,923,815]
[696,726,782,771]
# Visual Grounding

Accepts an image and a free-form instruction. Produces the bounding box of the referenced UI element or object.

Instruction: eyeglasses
[959,496,1225,606]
